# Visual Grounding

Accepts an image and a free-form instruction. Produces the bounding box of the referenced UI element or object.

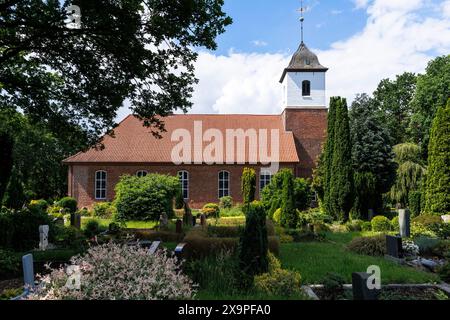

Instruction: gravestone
[398,209,411,238]
[386,235,403,259]
[148,241,162,255]
[39,225,49,251]
[70,213,81,229]
[352,272,380,300]
[368,209,375,221]
[176,219,183,234]
[175,243,187,259]
[192,216,197,227]
[22,254,35,289]
[200,214,207,227]
[183,201,193,226]
[159,213,168,230]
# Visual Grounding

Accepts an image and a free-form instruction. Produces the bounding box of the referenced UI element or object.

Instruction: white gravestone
[39,225,49,251]
[148,241,162,255]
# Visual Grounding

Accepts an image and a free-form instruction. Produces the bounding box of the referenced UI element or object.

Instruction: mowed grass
[80,217,157,230]
[280,232,440,285]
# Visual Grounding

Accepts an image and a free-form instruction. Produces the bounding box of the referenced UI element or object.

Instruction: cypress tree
[241,168,256,206]
[323,97,338,215]
[329,98,354,221]
[425,99,450,214]
[280,170,297,228]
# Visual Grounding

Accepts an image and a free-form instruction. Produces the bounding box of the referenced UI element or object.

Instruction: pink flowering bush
[29,242,196,300]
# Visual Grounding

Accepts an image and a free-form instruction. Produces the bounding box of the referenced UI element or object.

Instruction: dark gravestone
[352,272,380,300]
[175,243,187,259]
[22,254,35,289]
[70,213,81,229]
[368,209,375,221]
[200,214,207,227]
[386,235,403,258]
[398,209,411,238]
[192,216,197,227]
[176,219,183,234]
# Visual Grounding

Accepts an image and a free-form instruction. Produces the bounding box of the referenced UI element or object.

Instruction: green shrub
[219,196,233,209]
[29,199,48,212]
[56,197,77,213]
[114,174,180,221]
[0,207,54,251]
[294,178,312,211]
[238,201,269,287]
[273,208,281,224]
[361,221,372,231]
[77,208,92,217]
[439,262,450,283]
[0,249,21,279]
[371,216,392,232]
[280,170,297,229]
[408,191,422,216]
[47,205,66,219]
[391,216,400,231]
[202,203,220,218]
[93,202,116,219]
[220,206,243,217]
[84,220,101,238]
[321,272,346,300]
[346,219,364,232]
[414,237,441,256]
[241,168,256,205]
[254,253,302,298]
[347,235,386,256]
[53,225,87,251]
[0,288,23,300]
[413,215,443,231]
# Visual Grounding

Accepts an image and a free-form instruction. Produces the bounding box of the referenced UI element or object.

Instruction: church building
[63,41,329,209]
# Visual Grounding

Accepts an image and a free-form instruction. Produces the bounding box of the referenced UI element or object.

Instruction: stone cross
[22,254,35,290]
[39,225,49,251]
[398,209,411,238]
[148,241,162,255]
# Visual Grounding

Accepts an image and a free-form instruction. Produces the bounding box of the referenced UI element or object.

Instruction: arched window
[178,171,189,200]
[218,171,230,199]
[260,170,272,192]
[136,170,148,178]
[302,80,311,96]
[95,170,107,200]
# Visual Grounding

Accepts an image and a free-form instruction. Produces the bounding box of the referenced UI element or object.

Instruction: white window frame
[260,170,272,193]
[136,170,148,178]
[95,170,107,200]
[178,171,189,200]
[218,171,230,199]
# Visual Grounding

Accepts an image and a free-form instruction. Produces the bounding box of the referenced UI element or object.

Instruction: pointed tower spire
[300,0,305,43]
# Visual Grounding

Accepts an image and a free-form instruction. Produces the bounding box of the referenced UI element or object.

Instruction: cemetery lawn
[280,232,440,285]
[79,218,157,230]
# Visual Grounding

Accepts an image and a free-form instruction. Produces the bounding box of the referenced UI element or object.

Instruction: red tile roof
[63,114,300,164]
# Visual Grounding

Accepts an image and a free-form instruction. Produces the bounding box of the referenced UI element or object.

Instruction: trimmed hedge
[114,174,180,221]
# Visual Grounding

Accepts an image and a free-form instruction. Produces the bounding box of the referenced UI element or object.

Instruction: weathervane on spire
[297,0,306,43]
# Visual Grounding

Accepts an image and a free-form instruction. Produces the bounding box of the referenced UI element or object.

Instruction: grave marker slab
[386,235,403,259]
[148,241,162,255]
[22,254,34,289]
[398,209,411,238]
[352,272,380,300]
[39,225,49,251]
[175,243,187,259]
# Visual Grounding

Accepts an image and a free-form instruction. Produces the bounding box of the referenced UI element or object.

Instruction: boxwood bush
[371,216,392,232]
[114,174,180,221]
[56,197,78,213]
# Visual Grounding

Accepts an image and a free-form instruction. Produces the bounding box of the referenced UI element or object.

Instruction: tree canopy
[0,0,232,143]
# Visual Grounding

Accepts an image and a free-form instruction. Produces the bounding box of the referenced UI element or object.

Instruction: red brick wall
[282,108,328,178]
[68,163,296,210]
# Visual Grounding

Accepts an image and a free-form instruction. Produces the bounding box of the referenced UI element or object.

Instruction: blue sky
[214,0,368,55]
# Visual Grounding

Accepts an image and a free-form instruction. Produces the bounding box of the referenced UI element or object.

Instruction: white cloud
[353,0,371,9]
[187,0,450,115]
[443,0,450,17]
[251,40,268,47]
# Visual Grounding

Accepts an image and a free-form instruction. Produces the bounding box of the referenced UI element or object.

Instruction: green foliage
[329,97,354,221]
[0,130,14,204]
[438,262,450,283]
[408,191,422,216]
[174,190,185,210]
[391,216,400,231]
[219,196,233,209]
[114,174,180,221]
[273,208,282,225]
[372,73,417,145]
[390,143,426,207]
[322,97,337,216]
[412,215,444,238]
[346,220,364,232]
[280,170,297,228]
[347,235,387,256]
[93,202,116,219]
[84,220,101,239]
[29,199,49,212]
[0,1,232,144]
[56,197,78,213]
[350,94,397,216]
[361,221,372,232]
[425,99,450,215]
[0,207,54,251]
[238,201,269,287]
[53,226,88,251]
[0,249,21,279]
[241,168,256,205]
[254,253,302,298]
[293,178,312,211]
[202,203,220,218]
[409,55,450,157]
[321,272,346,300]
[371,216,392,232]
